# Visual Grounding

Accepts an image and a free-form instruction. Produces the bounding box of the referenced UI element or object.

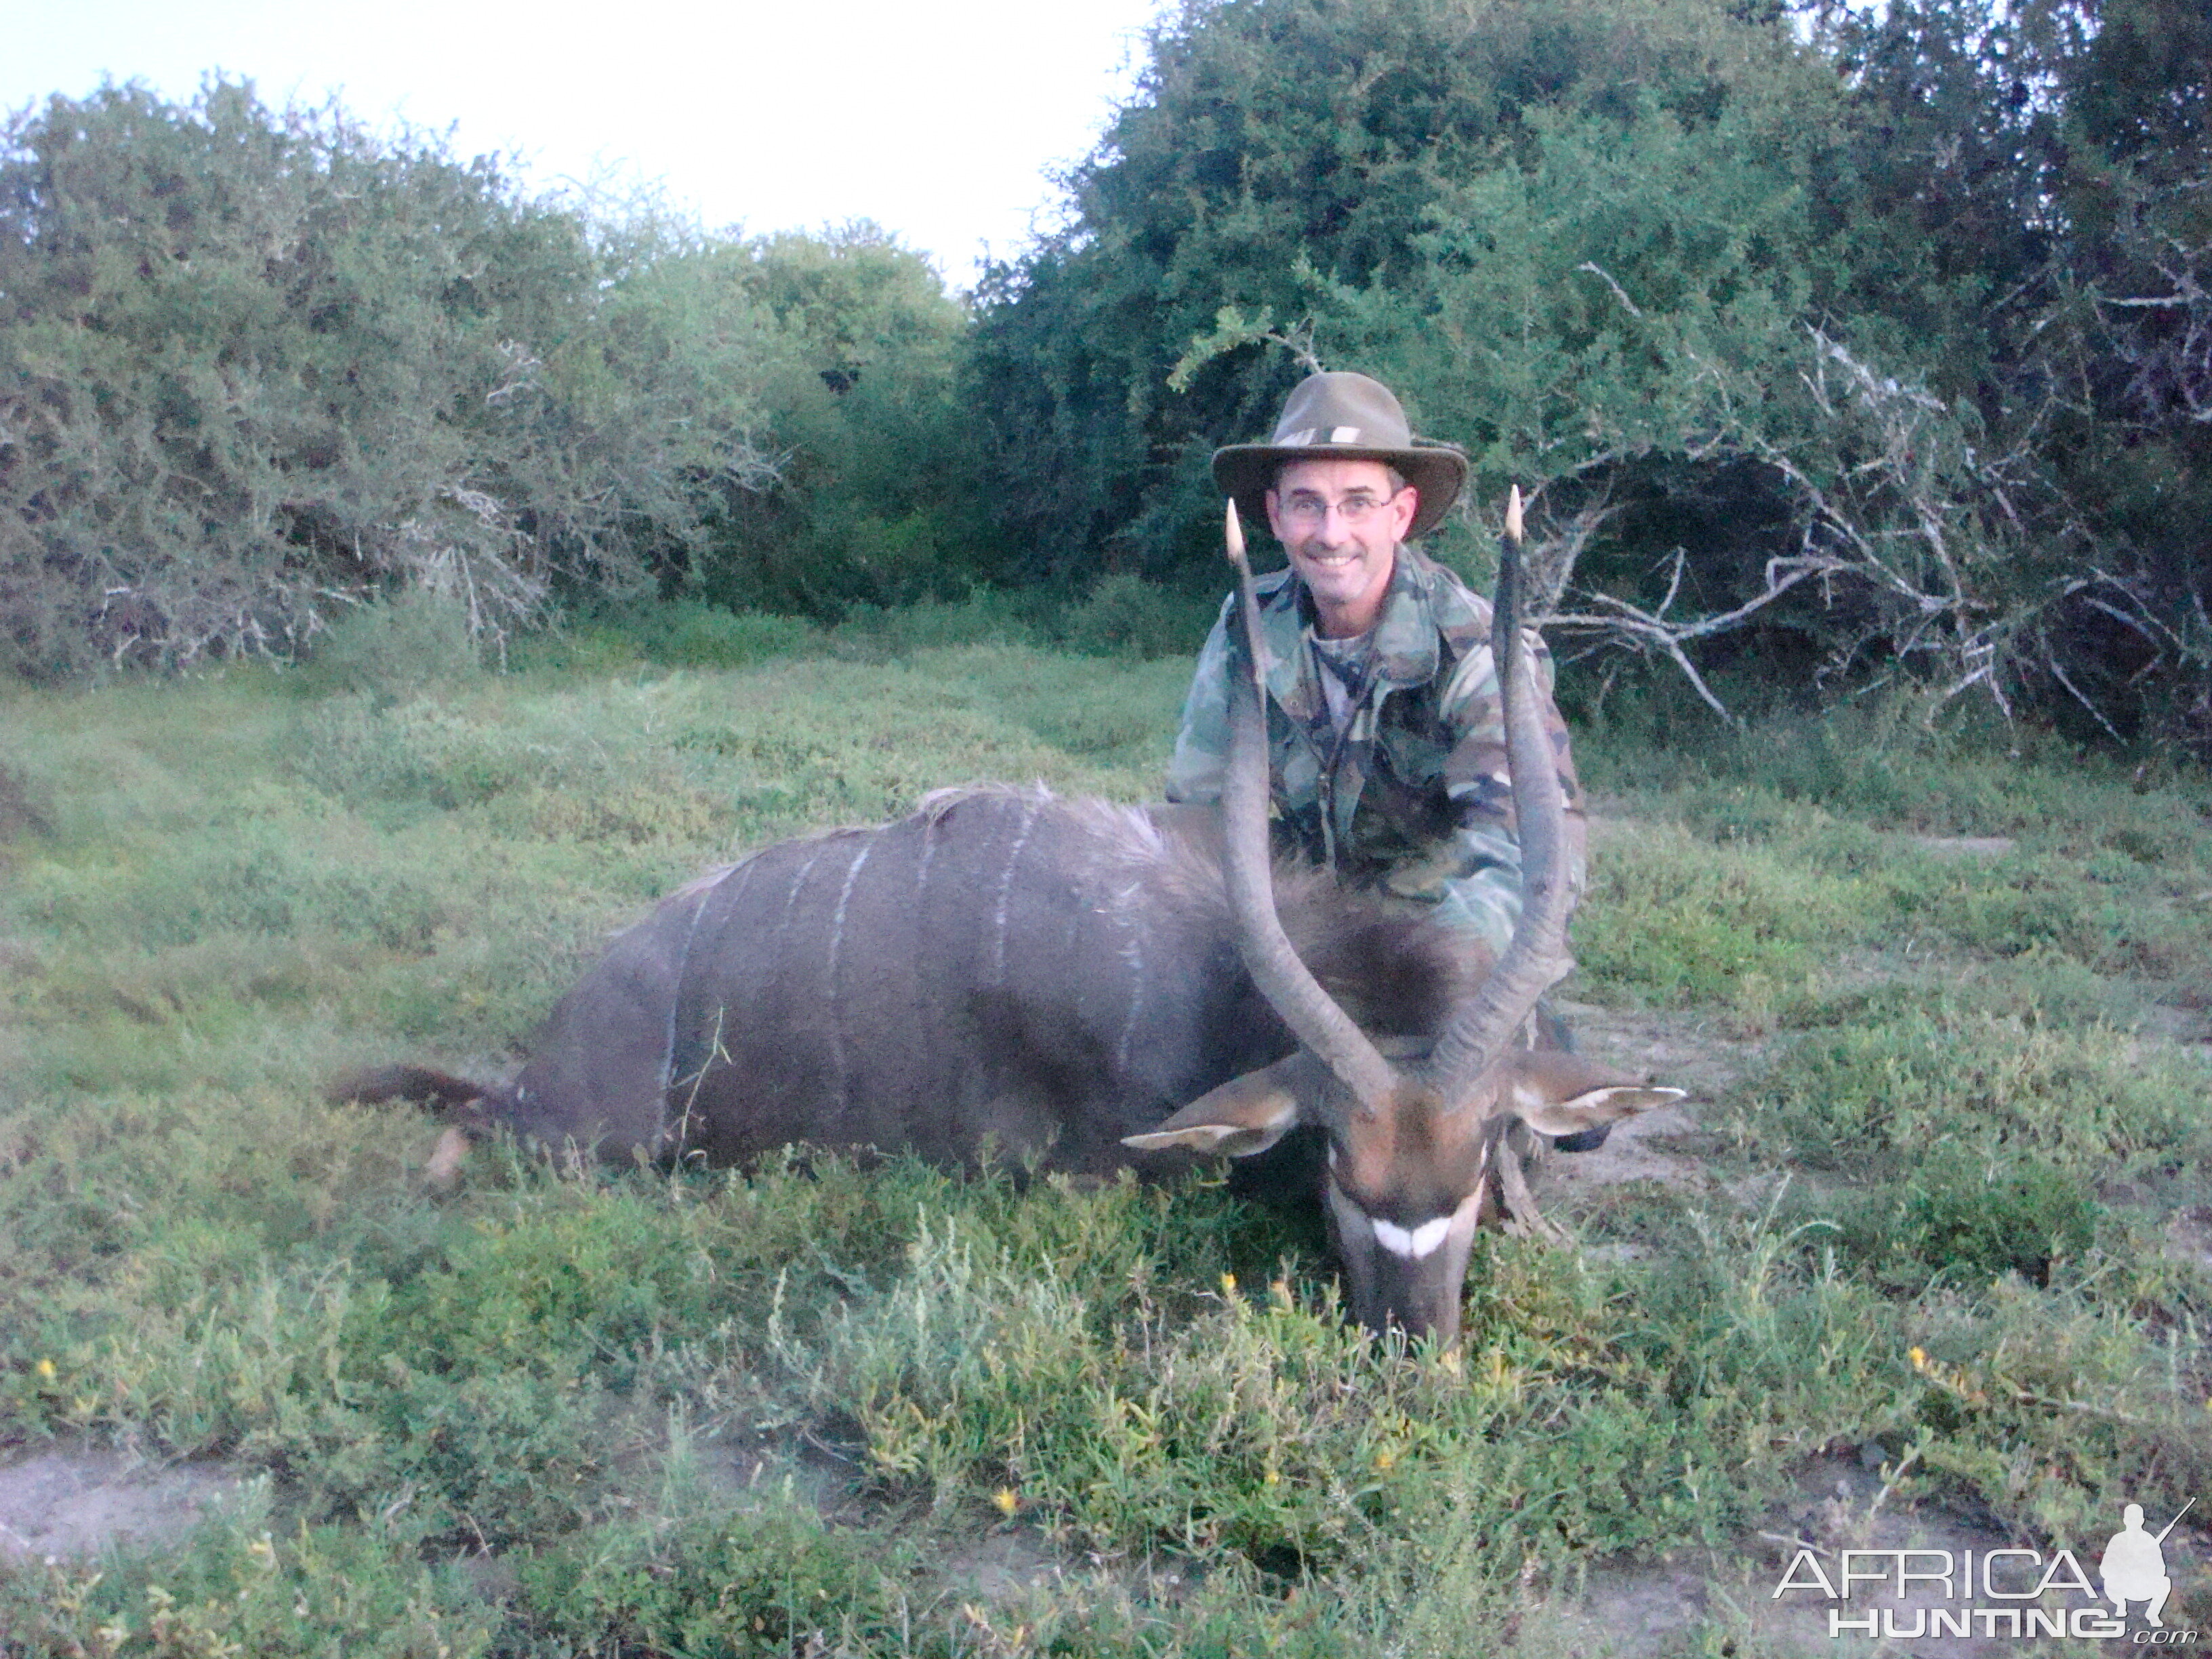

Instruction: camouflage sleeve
[1163,598,1237,805]
[1387,632,1589,958]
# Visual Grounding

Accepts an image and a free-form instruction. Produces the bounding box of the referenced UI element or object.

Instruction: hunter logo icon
[2102,1498,2192,1627]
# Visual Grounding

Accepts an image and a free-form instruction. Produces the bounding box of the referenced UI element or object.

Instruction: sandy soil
[0,1443,246,1565]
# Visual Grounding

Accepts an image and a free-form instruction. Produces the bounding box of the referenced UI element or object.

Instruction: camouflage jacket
[1165,546,1587,956]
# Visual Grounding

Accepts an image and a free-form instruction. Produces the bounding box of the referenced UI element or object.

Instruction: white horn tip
[1505,485,1523,544]
[1226,497,1246,562]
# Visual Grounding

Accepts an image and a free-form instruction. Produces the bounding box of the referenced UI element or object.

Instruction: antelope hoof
[1501,1204,1571,1246]
[1497,1143,1570,1244]
[424,1125,472,1190]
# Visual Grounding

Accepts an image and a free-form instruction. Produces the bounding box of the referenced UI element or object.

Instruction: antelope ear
[1502,1051,1685,1138]
[1122,1056,1307,1158]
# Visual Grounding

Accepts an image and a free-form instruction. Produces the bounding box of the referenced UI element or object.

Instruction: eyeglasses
[1275,489,1403,529]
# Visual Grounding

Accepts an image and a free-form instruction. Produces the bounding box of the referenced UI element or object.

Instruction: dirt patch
[695,1422,872,1523]
[1532,997,1765,1216]
[1537,1088,1716,1208]
[1555,997,1764,1103]
[0,1441,247,1563]
[2166,1205,2212,1276]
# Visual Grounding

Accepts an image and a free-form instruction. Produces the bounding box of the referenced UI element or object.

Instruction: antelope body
[344,495,1679,1343]
[359,791,1483,1176]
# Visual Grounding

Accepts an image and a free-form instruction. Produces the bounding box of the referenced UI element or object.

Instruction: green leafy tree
[970,0,2212,750]
[967,0,1834,582]
[687,224,983,615]
[0,79,778,678]
[1801,0,2212,748]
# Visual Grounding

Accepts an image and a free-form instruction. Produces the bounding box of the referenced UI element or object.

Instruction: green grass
[3,638,2211,1654]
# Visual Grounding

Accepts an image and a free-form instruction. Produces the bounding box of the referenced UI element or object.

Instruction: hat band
[1274,425,1382,447]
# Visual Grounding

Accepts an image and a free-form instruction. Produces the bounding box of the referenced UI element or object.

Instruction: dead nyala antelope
[339,492,1681,1343]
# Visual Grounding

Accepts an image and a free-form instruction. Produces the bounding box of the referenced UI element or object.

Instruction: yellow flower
[34,1358,56,1382]
[991,1488,1019,1517]
[1373,1448,1397,1473]
[1219,1272,1237,1296]
[1908,1347,1928,1371]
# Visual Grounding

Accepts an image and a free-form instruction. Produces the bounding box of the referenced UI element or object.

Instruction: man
[1167,371,1591,1084]
[2100,1503,2173,1626]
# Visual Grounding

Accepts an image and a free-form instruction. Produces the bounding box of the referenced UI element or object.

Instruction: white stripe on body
[1113,886,1146,1078]
[824,836,875,1118]
[986,800,1040,988]
[663,857,757,1096]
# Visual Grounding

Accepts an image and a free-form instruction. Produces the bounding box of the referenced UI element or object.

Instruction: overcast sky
[4,0,1168,289]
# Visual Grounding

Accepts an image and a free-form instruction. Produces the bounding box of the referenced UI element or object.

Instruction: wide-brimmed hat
[1212,371,1467,542]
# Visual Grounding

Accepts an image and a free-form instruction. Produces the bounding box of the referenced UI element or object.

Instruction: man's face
[1265,458,1417,636]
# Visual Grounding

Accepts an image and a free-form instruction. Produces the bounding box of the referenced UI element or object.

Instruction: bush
[829,590,1045,657]
[1751,1006,2203,1171]
[686,226,988,615]
[636,602,821,670]
[299,590,485,700]
[0,79,781,679]
[1057,572,1219,660]
[1824,1148,2102,1290]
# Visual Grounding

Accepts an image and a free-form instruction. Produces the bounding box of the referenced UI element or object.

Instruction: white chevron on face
[1370,1214,1453,1261]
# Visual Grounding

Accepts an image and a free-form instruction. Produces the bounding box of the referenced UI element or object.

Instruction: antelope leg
[1496,1126,1568,1244]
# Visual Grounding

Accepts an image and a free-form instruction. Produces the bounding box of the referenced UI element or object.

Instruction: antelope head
[1126,492,1681,1345]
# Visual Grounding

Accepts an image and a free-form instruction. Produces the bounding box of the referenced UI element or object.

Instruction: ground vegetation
[0,631,2207,1652]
